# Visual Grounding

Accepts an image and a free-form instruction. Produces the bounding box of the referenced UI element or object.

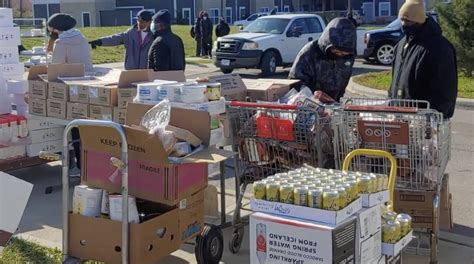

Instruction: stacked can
[381,210,412,244]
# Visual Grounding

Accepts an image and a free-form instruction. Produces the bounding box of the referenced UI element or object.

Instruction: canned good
[294,187,308,206]
[381,174,389,190]
[279,184,294,204]
[308,187,323,208]
[397,214,412,236]
[343,183,353,204]
[375,173,385,192]
[312,179,322,187]
[337,187,347,208]
[347,180,359,200]
[354,171,363,178]
[341,170,350,177]
[328,169,336,175]
[382,211,398,223]
[382,220,401,243]
[253,181,266,200]
[358,176,372,194]
[206,82,221,101]
[333,179,344,185]
[369,173,378,193]
[315,168,328,174]
[266,183,280,202]
[322,190,340,211]
[345,175,357,182]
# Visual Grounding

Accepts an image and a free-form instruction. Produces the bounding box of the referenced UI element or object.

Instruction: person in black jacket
[148,10,185,71]
[389,0,457,119]
[216,17,230,37]
[191,11,203,56]
[200,11,213,57]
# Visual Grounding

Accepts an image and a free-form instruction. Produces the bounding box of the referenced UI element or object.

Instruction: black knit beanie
[47,13,77,31]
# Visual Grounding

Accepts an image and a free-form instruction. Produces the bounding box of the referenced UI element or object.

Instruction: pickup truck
[212,14,326,76]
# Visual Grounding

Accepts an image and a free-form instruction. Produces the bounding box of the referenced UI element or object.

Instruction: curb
[348,77,474,109]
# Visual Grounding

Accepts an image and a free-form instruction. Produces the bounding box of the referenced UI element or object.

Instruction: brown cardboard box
[178,189,205,244]
[67,102,89,120]
[79,103,233,205]
[89,105,113,121]
[117,88,137,108]
[47,99,66,119]
[46,64,85,102]
[88,85,118,106]
[245,79,299,102]
[48,82,69,102]
[28,65,48,99]
[208,73,247,100]
[28,98,47,116]
[69,84,90,103]
[112,107,126,124]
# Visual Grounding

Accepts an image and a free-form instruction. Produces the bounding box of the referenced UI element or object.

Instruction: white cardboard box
[0,46,19,64]
[0,171,33,248]
[170,98,226,116]
[358,231,382,264]
[26,139,62,157]
[0,8,13,27]
[361,190,390,208]
[250,212,357,264]
[27,116,63,131]
[250,198,362,225]
[357,205,382,240]
[1,63,24,77]
[0,27,21,46]
[28,127,64,144]
[382,230,413,256]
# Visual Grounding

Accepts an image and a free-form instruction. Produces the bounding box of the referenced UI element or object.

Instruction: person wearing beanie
[289,17,357,102]
[389,0,457,118]
[200,11,214,58]
[88,10,154,70]
[47,13,93,72]
[148,9,185,71]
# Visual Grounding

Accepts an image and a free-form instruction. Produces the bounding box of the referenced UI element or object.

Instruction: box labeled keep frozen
[250,198,362,225]
[361,190,390,208]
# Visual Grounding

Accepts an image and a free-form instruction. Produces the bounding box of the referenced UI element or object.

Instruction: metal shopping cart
[226,101,333,253]
[332,98,451,263]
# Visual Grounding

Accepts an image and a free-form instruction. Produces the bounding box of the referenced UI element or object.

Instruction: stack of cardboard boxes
[26,116,65,157]
[0,8,22,81]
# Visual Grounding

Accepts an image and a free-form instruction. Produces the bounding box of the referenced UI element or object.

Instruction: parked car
[213,14,326,76]
[363,12,438,65]
[233,13,269,27]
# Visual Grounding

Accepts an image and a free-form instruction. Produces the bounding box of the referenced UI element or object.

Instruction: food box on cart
[79,103,233,205]
[360,190,390,208]
[244,79,300,102]
[207,73,247,101]
[250,212,357,264]
[68,188,204,264]
[170,98,226,116]
[381,230,413,256]
[250,198,362,225]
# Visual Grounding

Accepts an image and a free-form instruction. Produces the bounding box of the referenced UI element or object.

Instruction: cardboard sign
[357,120,410,145]
[0,172,33,247]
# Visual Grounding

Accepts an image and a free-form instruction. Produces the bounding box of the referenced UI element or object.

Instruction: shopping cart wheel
[229,227,244,254]
[195,225,223,264]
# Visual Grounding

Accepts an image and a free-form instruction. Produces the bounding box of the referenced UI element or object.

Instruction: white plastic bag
[140,99,176,152]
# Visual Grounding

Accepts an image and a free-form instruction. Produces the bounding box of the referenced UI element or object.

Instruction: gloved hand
[89,39,102,49]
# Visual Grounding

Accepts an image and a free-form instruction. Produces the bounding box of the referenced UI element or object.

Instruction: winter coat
[216,22,230,37]
[289,18,356,101]
[99,25,154,70]
[52,29,93,72]
[389,16,457,119]
[148,28,185,72]
[192,18,202,40]
[200,18,213,40]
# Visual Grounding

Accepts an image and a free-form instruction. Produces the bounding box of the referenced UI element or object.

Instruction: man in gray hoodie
[89,10,154,70]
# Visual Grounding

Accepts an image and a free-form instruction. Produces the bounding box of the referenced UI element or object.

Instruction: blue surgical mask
[150,22,156,33]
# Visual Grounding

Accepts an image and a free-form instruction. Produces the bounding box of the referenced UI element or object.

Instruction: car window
[244,18,290,34]
[305,17,323,33]
[288,18,310,34]
[247,14,257,21]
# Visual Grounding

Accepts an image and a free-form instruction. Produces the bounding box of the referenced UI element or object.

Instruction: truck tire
[221,68,233,74]
[260,51,277,76]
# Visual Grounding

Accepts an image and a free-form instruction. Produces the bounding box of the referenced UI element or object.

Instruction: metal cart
[332,98,451,263]
[40,119,224,264]
[226,101,332,253]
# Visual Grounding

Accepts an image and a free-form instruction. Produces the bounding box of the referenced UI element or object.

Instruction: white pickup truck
[212,14,326,76]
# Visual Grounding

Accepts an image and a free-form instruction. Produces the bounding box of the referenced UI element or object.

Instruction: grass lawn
[353,71,474,99]
[21,25,240,65]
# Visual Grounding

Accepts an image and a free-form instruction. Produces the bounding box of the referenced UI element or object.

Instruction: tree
[435,0,474,77]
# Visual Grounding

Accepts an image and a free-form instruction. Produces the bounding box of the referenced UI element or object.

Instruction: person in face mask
[88,10,154,70]
[200,11,214,58]
[289,17,356,101]
[389,0,457,119]
[148,9,185,71]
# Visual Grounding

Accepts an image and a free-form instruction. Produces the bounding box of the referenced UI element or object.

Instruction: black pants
[195,37,202,56]
[201,36,212,56]
[71,127,81,169]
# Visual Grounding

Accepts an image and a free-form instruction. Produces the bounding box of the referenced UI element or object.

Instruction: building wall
[100,9,130,26]
[225,0,250,21]
[255,0,275,13]
[176,0,194,24]
[60,0,114,27]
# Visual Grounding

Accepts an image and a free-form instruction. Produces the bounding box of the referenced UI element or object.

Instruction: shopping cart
[40,119,224,264]
[332,98,451,263]
[226,101,332,253]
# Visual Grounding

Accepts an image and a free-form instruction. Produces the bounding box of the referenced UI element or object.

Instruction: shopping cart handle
[343,105,418,113]
[228,101,297,110]
[38,151,61,161]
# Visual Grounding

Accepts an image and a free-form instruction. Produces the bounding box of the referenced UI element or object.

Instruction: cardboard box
[0,8,13,27]
[47,63,86,102]
[28,98,47,116]
[384,253,402,264]
[80,103,233,205]
[117,88,137,108]
[28,65,48,99]
[69,84,90,103]
[245,79,300,102]
[88,85,118,106]
[166,125,202,146]
[207,74,247,101]
[113,107,126,124]
[29,127,64,144]
[177,189,205,244]
[27,115,63,130]
[67,102,89,120]
[0,27,21,46]
[250,212,356,264]
[0,46,19,64]
[0,172,33,247]
[396,195,452,230]
[393,175,449,210]
[89,105,113,121]
[382,230,413,256]
[358,231,382,264]
[48,82,69,102]
[170,98,226,116]
[47,99,67,119]
[357,206,382,240]
[26,139,62,157]
[361,190,390,208]
[250,198,362,225]
[1,63,24,77]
